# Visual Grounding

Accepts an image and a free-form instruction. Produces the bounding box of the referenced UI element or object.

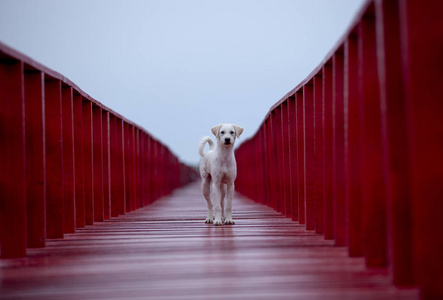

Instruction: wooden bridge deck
[0,183,419,299]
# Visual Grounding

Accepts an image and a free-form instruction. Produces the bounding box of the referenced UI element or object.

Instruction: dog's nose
[224,138,231,144]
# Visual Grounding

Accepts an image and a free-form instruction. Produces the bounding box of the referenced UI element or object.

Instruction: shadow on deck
[0,182,419,299]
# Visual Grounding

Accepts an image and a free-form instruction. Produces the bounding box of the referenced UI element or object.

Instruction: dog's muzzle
[224,138,231,145]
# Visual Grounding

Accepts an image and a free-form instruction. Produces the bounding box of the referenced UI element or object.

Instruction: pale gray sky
[0,0,365,166]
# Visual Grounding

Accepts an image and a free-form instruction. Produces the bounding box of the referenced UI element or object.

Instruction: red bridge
[1,0,442,299]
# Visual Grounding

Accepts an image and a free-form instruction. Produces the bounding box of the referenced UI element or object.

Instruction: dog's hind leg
[201,179,213,224]
[224,182,235,225]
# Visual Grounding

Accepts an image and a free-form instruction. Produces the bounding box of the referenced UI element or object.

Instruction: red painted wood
[116,118,126,214]
[24,70,46,248]
[133,128,140,210]
[45,78,64,239]
[124,122,132,211]
[399,0,443,297]
[296,90,305,225]
[130,126,137,210]
[303,84,315,230]
[313,74,324,234]
[145,135,153,205]
[73,94,85,228]
[344,32,363,257]
[287,96,298,222]
[272,108,283,213]
[332,50,347,247]
[102,111,111,220]
[0,60,27,258]
[62,86,75,234]
[358,6,387,267]
[322,62,334,240]
[281,101,291,218]
[264,119,272,208]
[0,183,420,299]
[82,101,93,225]
[109,115,119,217]
[92,106,104,222]
[375,0,414,286]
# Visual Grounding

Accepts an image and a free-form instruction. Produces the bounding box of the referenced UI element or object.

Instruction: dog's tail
[199,136,214,157]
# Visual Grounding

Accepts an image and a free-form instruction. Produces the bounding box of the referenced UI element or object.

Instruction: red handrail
[0,41,198,258]
[235,0,443,299]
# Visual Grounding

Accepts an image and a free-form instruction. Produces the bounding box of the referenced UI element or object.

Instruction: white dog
[199,124,243,226]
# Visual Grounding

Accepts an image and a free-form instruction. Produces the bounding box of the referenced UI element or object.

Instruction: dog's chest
[213,158,236,180]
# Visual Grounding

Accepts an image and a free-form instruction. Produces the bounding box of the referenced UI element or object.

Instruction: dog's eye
[221,131,225,134]
[230,131,234,135]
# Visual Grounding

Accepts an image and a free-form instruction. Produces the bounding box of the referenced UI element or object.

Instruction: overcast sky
[0,0,365,166]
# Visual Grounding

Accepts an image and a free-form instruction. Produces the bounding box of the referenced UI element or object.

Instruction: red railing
[0,42,198,259]
[235,0,443,299]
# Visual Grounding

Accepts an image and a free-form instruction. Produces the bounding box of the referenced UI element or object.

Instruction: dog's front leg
[211,181,223,226]
[224,182,235,225]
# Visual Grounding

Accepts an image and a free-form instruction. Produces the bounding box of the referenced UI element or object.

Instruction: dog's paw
[213,220,223,226]
[205,218,213,224]
[224,219,235,225]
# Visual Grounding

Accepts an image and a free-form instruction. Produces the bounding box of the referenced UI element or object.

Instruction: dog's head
[211,124,243,147]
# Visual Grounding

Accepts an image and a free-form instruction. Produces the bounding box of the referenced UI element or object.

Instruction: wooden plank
[0,183,419,299]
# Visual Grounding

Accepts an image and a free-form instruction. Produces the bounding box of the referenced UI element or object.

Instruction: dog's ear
[233,125,243,138]
[211,125,222,137]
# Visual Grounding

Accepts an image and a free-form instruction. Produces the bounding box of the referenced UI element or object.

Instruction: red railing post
[124,122,132,211]
[73,93,85,228]
[375,0,414,286]
[322,62,334,240]
[116,118,126,214]
[0,60,27,258]
[332,49,347,246]
[288,96,298,222]
[82,100,93,225]
[92,105,104,222]
[304,83,315,230]
[45,78,64,239]
[272,108,283,213]
[344,31,363,257]
[102,111,110,220]
[135,128,141,208]
[62,86,75,233]
[25,70,46,248]
[296,90,305,224]
[313,74,324,234]
[281,100,291,218]
[130,126,137,209]
[358,5,388,267]
[399,0,443,297]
